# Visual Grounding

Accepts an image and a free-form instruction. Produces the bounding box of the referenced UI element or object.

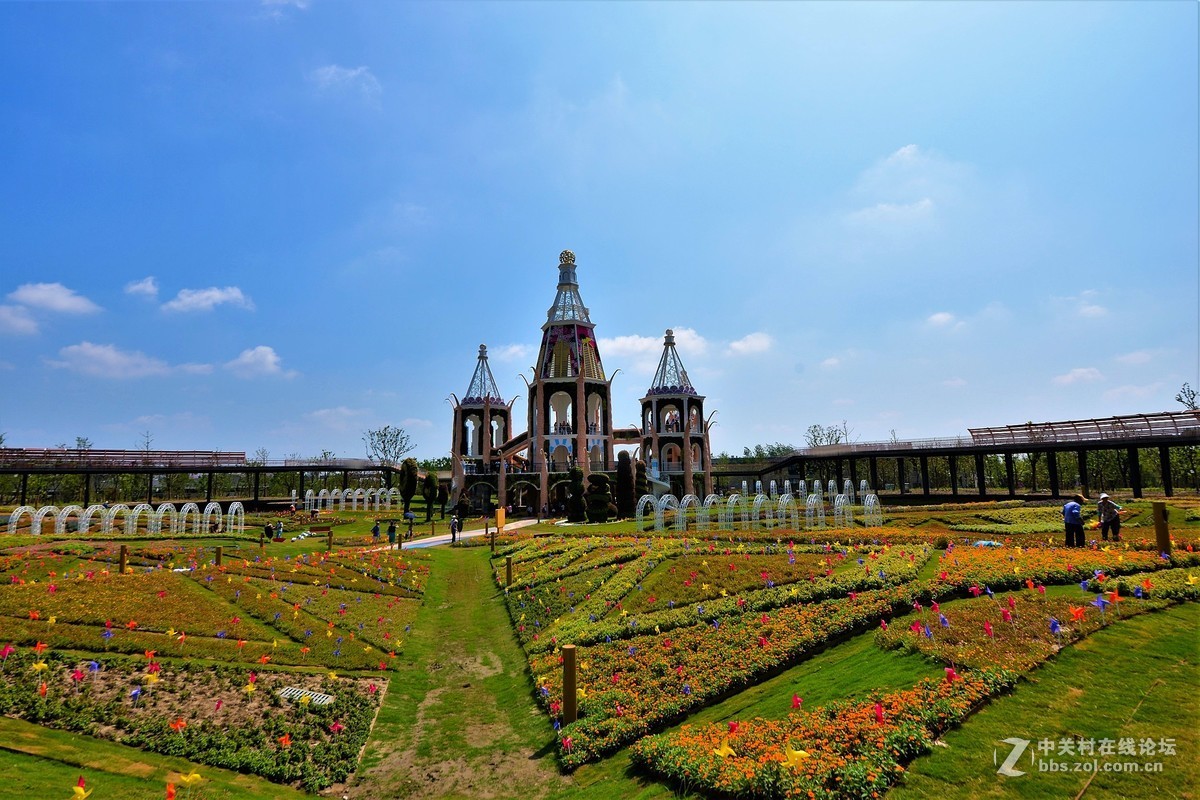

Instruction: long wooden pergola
[0,449,406,507]
[714,411,1200,499]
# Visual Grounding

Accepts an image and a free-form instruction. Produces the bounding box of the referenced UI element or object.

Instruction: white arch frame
[859,479,869,496]
[102,504,130,535]
[768,479,777,498]
[654,494,681,533]
[226,501,245,535]
[127,503,153,536]
[720,493,744,531]
[796,480,807,500]
[179,502,201,535]
[701,493,722,530]
[202,502,223,534]
[304,489,315,512]
[827,480,837,501]
[751,493,774,529]
[863,494,884,527]
[833,494,854,528]
[31,506,60,537]
[55,505,85,535]
[679,494,701,532]
[152,503,177,535]
[805,494,826,529]
[79,504,106,536]
[635,494,656,530]
[8,505,35,535]
[776,493,799,531]
[843,480,855,504]
[317,489,330,510]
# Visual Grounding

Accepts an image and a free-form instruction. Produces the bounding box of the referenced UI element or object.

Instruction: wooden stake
[506,555,513,587]
[562,644,577,724]
[118,545,128,575]
[215,546,223,567]
[1152,501,1171,555]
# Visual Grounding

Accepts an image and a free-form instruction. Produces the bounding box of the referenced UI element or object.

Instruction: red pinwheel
[791,694,802,710]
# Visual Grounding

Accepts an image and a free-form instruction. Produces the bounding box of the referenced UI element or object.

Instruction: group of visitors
[1061,492,1123,547]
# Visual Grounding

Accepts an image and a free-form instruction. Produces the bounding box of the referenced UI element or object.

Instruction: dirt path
[342,547,571,800]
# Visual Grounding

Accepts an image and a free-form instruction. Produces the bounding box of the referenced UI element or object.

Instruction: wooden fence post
[506,556,513,587]
[215,546,223,567]
[1152,501,1171,555]
[118,545,128,574]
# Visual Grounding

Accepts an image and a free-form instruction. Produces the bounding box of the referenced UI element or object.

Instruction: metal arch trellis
[720,493,744,531]
[843,480,855,504]
[179,502,201,535]
[796,480,807,500]
[636,494,656,530]
[833,494,854,528]
[226,502,245,535]
[202,502,223,534]
[153,503,177,535]
[702,493,722,531]
[32,506,60,537]
[55,505,84,535]
[863,494,884,527]
[79,504,106,536]
[805,494,826,530]
[8,506,35,535]
[859,479,869,496]
[305,489,316,512]
[776,493,799,531]
[102,504,129,536]
[679,494,701,532]
[769,480,777,498]
[827,480,837,502]
[751,493,774,529]
[128,503,154,537]
[655,494,681,533]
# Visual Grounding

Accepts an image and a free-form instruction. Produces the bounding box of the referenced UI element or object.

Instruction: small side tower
[528,250,615,510]
[640,329,711,496]
[450,345,513,506]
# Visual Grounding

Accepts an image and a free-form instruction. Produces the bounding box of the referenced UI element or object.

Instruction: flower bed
[630,669,1017,799]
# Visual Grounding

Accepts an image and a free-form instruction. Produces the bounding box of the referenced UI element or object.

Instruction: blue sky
[1,1,1196,461]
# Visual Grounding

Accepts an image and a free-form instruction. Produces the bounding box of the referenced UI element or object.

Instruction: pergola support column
[1004,454,1016,497]
[974,453,986,497]
[1047,451,1060,497]
[949,455,959,496]
[1159,445,1173,497]
[1128,447,1143,498]
[919,455,930,496]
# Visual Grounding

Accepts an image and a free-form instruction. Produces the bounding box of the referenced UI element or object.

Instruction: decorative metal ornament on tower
[641,329,712,497]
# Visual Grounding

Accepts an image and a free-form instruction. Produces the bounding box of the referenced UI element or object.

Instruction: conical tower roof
[647,329,697,396]
[462,344,504,405]
[544,249,592,327]
[535,250,605,380]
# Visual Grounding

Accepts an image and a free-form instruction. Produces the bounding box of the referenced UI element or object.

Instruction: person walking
[1062,493,1085,548]
[371,519,381,543]
[387,520,397,550]
[1097,493,1123,542]
[449,515,459,544]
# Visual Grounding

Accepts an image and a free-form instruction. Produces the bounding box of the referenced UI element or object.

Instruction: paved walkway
[399,517,544,550]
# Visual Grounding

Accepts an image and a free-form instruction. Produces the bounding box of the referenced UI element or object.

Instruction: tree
[418,456,452,472]
[363,426,415,467]
[1177,383,1198,411]
[437,483,449,518]
[399,458,419,513]
[634,459,649,499]
[566,467,587,523]
[421,471,438,521]
[615,451,635,518]
[585,473,613,523]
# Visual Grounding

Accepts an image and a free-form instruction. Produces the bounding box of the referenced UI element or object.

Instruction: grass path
[347,546,571,800]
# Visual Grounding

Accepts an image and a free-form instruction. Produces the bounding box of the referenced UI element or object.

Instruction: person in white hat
[1097,493,1123,542]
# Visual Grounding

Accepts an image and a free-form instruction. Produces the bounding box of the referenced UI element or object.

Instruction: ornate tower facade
[528,250,615,509]
[450,345,513,499]
[640,329,712,497]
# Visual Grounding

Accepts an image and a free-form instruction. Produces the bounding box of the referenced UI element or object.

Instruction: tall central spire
[462,344,503,405]
[545,249,592,326]
[647,329,697,396]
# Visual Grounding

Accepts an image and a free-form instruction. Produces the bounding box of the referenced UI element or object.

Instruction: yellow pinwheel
[783,744,810,770]
[31,661,49,673]
[713,737,736,758]
[177,771,203,787]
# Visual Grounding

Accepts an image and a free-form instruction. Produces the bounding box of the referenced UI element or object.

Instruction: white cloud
[8,282,101,314]
[224,345,296,379]
[943,377,967,388]
[926,311,956,327]
[491,344,532,363]
[48,342,171,378]
[1079,304,1108,318]
[1053,367,1103,386]
[124,276,159,298]
[1115,350,1155,365]
[820,357,841,369]
[726,332,773,356]
[305,406,370,432]
[161,286,254,313]
[309,65,382,103]
[599,327,710,373]
[178,362,214,375]
[0,305,38,335]
[1103,382,1165,402]
[400,417,434,429]
[845,198,934,228]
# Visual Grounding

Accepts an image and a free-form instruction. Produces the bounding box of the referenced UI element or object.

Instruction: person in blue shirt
[1062,494,1085,547]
